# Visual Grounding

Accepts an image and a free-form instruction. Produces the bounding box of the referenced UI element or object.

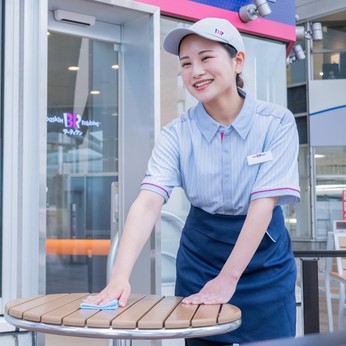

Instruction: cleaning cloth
[80,299,119,310]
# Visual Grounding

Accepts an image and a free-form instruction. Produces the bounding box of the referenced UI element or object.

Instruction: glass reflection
[46,32,119,293]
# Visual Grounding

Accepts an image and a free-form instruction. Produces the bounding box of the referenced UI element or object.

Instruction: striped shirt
[141,89,300,215]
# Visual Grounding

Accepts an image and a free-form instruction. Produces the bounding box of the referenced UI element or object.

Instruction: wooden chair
[325,231,346,331]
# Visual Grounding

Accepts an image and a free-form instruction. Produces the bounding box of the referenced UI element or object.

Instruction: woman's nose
[191,62,205,77]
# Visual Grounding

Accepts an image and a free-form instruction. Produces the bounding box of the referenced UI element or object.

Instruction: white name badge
[247,151,273,165]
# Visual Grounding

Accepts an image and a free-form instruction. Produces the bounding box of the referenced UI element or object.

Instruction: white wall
[295,0,346,22]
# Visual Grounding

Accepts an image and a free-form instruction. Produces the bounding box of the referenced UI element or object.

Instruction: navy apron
[175,206,296,344]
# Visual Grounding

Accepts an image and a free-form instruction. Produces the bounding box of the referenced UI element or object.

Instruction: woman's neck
[204,92,244,127]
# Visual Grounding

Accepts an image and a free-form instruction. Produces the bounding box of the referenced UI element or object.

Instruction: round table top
[5,293,241,340]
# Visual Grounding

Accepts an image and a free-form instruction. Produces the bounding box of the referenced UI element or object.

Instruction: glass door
[46,31,119,293]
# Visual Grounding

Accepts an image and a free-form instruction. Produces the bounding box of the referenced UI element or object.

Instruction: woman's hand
[83,278,131,307]
[182,197,278,306]
[182,274,236,305]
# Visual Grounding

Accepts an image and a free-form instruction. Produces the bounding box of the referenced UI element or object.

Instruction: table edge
[4,313,241,340]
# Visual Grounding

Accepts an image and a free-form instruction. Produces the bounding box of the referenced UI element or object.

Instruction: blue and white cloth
[80,299,119,310]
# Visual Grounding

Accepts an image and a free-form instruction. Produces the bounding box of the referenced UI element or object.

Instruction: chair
[331,232,346,330]
[160,210,185,293]
[325,231,346,331]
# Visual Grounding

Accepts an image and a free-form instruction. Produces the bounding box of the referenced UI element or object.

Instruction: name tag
[247,151,273,165]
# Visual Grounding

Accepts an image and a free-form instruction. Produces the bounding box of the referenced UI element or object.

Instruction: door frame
[2,0,160,312]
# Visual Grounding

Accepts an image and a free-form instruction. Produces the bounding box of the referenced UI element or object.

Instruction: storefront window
[314,146,346,238]
[312,24,346,80]
[46,32,119,293]
[285,145,311,240]
[287,40,307,85]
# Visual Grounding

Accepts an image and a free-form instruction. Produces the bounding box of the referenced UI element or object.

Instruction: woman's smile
[193,79,213,89]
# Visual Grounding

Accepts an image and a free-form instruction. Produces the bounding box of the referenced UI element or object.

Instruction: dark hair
[221,43,244,89]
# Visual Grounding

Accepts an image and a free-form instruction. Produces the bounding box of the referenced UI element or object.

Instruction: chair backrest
[333,231,346,277]
[326,232,338,274]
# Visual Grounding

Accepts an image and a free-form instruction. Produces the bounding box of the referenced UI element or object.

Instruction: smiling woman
[85,17,301,346]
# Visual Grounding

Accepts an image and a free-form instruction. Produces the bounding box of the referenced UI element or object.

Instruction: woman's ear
[234,51,245,73]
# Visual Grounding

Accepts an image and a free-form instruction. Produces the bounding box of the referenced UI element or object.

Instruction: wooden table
[4,293,241,345]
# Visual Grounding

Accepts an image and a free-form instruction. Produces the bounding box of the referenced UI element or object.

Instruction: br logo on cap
[214,28,224,36]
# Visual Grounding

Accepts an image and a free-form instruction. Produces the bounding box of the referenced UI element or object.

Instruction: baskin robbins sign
[47,113,101,137]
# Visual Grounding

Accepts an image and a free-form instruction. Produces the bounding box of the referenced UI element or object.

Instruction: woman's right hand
[83,278,131,307]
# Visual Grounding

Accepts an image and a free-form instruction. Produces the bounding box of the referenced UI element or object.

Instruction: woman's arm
[84,189,164,306]
[182,196,279,304]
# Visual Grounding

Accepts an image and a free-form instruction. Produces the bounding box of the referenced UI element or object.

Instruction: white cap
[163,17,245,56]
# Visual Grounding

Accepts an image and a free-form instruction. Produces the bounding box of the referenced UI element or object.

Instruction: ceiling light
[90,90,100,95]
[239,0,272,23]
[68,66,80,71]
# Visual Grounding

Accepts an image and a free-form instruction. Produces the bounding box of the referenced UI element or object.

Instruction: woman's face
[179,34,244,105]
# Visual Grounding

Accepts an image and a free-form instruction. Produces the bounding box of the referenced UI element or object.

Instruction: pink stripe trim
[251,187,301,196]
[141,182,170,199]
[138,0,296,52]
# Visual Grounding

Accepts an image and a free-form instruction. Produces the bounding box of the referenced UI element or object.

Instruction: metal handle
[107,209,184,284]
[160,210,185,230]
[107,232,119,283]
[108,182,119,283]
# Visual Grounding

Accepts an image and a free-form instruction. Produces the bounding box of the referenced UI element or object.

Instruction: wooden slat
[191,304,220,327]
[164,302,198,328]
[138,296,182,329]
[24,294,87,322]
[112,295,164,329]
[8,294,68,319]
[41,293,89,324]
[5,295,43,314]
[63,308,100,327]
[218,304,242,324]
[86,294,145,328]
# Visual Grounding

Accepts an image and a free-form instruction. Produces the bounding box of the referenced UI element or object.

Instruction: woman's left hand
[182,274,236,305]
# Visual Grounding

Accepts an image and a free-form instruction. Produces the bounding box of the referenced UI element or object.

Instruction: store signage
[47,113,101,137]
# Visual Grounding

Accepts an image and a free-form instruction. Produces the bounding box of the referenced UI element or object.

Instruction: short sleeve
[140,124,182,203]
[250,110,300,205]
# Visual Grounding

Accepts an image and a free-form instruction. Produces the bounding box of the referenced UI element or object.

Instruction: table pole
[112,340,132,346]
[300,258,320,334]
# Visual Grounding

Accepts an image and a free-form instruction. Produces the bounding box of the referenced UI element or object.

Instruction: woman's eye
[181,62,191,68]
[202,56,212,61]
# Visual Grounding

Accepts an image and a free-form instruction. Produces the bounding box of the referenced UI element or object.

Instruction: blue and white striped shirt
[141,89,300,215]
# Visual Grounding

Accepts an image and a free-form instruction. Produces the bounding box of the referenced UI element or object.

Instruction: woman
[85,17,300,345]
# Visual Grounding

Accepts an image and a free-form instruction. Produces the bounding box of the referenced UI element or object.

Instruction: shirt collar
[195,88,257,142]
[232,89,257,140]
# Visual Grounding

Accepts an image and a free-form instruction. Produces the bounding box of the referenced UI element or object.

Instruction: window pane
[312,24,346,80]
[315,147,346,239]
